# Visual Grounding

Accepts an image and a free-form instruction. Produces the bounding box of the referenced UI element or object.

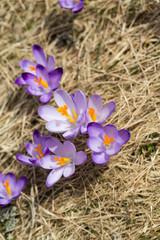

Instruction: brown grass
[0,0,160,239]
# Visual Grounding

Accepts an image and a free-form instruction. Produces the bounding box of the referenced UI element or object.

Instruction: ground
[0,0,160,239]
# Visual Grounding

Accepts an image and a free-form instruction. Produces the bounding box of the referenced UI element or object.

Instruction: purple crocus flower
[87,123,130,165]
[38,89,87,139]
[16,129,50,166]
[39,137,87,186]
[80,94,116,134]
[0,172,27,206]
[58,0,85,13]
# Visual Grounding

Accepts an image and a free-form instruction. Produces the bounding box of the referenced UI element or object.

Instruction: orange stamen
[88,108,96,122]
[57,105,77,123]
[104,135,114,147]
[29,66,36,71]
[2,180,11,195]
[34,76,48,88]
[34,144,44,159]
[75,0,79,2]
[55,157,70,166]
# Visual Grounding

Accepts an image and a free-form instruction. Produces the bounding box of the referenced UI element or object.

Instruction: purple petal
[4,173,16,189]
[14,76,27,85]
[106,142,121,156]
[87,137,105,153]
[88,94,103,119]
[36,64,49,84]
[63,164,75,178]
[16,154,35,166]
[63,141,76,158]
[45,136,63,153]
[98,101,116,124]
[0,172,3,182]
[40,92,52,103]
[103,124,118,139]
[38,105,66,121]
[116,130,130,145]
[87,122,103,138]
[92,152,110,165]
[0,198,11,206]
[20,59,36,73]
[33,129,41,145]
[22,72,38,87]
[26,86,44,96]
[72,2,84,12]
[39,155,58,169]
[13,177,27,197]
[72,90,87,116]
[46,120,72,133]
[62,127,79,139]
[25,142,35,156]
[59,0,75,8]
[80,124,88,134]
[48,68,63,90]
[32,45,47,67]
[75,151,87,165]
[47,55,55,72]
[46,168,63,187]
[54,89,76,113]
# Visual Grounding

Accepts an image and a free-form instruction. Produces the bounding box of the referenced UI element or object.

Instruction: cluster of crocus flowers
[14,45,63,103]
[0,172,27,206]
[58,0,85,13]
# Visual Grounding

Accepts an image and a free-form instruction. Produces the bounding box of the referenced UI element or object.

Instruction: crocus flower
[58,0,85,13]
[80,94,116,134]
[39,137,87,186]
[16,129,50,166]
[38,89,87,139]
[21,64,63,103]
[87,123,130,165]
[0,172,27,206]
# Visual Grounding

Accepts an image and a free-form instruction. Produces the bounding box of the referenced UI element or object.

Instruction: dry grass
[0,0,160,239]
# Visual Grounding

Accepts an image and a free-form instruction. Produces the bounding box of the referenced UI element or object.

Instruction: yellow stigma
[29,66,36,71]
[55,157,70,165]
[104,135,114,147]
[75,0,79,2]
[2,180,11,195]
[57,105,77,123]
[88,108,96,122]
[34,76,48,88]
[34,144,44,159]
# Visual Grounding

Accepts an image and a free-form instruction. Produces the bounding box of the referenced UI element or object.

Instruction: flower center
[34,144,44,159]
[34,77,48,88]
[57,105,77,123]
[29,66,36,71]
[2,180,11,195]
[104,135,114,147]
[55,157,70,165]
[88,108,96,122]
[75,0,79,2]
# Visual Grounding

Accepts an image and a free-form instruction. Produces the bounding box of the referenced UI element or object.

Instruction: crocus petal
[45,137,63,154]
[116,130,131,146]
[63,141,76,158]
[32,44,47,67]
[40,92,52,103]
[72,2,84,12]
[19,59,36,73]
[92,152,110,165]
[16,154,35,166]
[22,73,38,87]
[14,76,27,85]
[106,142,121,155]
[39,155,58,169]
[98,101,116,124]
[13,177,27,197]
[47,55,55,72]
[0,172,3,182]
[87,137,105,153]
[59,0,76,8]
[26,86,44,96]
[46,168,63,187]
[38,105,66,121]
[75,151,87,165]
[46,120,72,133]
[54,89,76,113]
[87,122,103,138]
[4,173,16,189]
[33,129,41,145]
[36,64,49,84]
[88,94,103,118]
[0,198,11,206]
[72,90,87,116]
[63,164,75,178]
[62,127,79,139]
[80,124,88,134]
[103,124,118,139]
[25,142,35,156]
[48,68,63,90]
